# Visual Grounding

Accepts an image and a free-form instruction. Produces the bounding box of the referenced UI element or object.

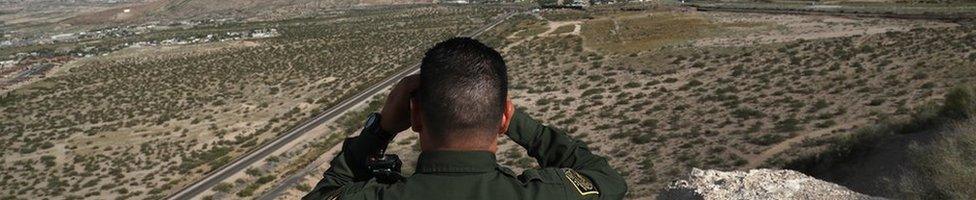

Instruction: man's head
[410,37,514,152]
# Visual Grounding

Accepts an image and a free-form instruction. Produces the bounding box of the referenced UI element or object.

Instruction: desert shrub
[903,119,976,200]
[236,184,257,197]
[912,71,929,80]
[581,88,605,97]
[536,98,553,106]
[748,134,786,146]
[624,82,641,88]
[815,120,837,128]
[867,98,885,106]
[809,99,830,112]
[640,119,659,130]
[40,155,56,167]
[731,107,765,119]
[638,156,657,183]
[707,146,725,153]
[686,79,703,87]
[213,182,234,193]
[730,154,747,166]
[774,118,802,133]
[630,132,654,144]
[245,168,263,177]
[940,86,976,120]
[296,183,311,192]
[39,142,54,149]
[256,175,275,184]
[266,156,280,163]
[177,147,231,173]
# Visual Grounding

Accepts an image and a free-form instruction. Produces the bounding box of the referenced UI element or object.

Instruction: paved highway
[168,11,517,200]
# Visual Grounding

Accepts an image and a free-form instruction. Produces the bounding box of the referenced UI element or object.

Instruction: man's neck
[421,145,496,153]
[419,130,499,152]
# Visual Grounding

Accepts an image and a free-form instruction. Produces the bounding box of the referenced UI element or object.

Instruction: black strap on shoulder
[496,165,518,178]
[519,169,545,183]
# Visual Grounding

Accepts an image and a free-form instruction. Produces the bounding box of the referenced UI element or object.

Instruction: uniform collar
[416,151,497,174]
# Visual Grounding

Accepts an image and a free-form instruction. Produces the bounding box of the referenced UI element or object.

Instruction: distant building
[0,60,16,68]
[540,0,588,9]
[566,0,587,7]
[50,33,77,41]
[250,28,279,39]
[439,0,470,3]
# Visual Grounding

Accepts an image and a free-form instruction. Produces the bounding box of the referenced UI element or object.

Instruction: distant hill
[64,0,356,24]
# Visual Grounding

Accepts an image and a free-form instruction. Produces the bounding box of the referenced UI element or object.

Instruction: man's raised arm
[302,130,393,200]
[506,108,628,199]
[304,75,417,200]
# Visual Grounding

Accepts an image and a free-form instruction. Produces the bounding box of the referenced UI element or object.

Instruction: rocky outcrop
[658,168,884,200]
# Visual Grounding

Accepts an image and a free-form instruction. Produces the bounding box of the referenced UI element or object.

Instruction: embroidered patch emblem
[564,169,599,196]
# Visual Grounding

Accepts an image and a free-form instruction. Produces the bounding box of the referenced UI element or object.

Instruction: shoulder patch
[563,169,599,196]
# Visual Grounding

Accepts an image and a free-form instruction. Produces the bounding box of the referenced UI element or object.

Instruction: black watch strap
[363,113,394,152]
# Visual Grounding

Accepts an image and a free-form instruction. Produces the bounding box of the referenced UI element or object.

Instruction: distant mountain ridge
[50,0,434,25]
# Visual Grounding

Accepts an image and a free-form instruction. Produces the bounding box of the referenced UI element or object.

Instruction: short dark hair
[419,37,507,140]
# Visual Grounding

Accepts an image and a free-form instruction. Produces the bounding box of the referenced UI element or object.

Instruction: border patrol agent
[304,37,627,200]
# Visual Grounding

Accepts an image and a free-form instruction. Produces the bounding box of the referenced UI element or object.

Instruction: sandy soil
[694,12,957,47]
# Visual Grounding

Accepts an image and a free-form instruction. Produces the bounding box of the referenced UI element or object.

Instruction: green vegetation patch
[550,24,576,35]
[581,13,717,54]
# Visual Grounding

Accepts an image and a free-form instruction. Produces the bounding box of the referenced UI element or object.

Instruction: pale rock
[658,168,884,200]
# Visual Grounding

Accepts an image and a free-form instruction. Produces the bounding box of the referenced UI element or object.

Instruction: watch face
[364,113,379,128]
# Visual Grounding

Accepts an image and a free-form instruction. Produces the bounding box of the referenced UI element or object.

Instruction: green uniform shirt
[303,109,627,200]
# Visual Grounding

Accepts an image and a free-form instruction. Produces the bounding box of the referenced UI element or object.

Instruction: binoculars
[367,153,403,183]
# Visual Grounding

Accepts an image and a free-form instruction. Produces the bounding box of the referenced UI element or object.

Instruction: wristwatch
[363,113,404,183]
[363,113,383,134]
[362,113,394,145]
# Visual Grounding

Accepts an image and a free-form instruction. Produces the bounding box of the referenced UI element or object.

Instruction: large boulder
[658,168,884,200]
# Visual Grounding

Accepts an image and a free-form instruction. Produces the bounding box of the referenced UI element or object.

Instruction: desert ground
[264,5,976,200]
[479,7,975,198]
[0,5,509,199]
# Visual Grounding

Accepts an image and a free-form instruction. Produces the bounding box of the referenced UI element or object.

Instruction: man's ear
[498,98,514,137]
[410,98,423,133]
